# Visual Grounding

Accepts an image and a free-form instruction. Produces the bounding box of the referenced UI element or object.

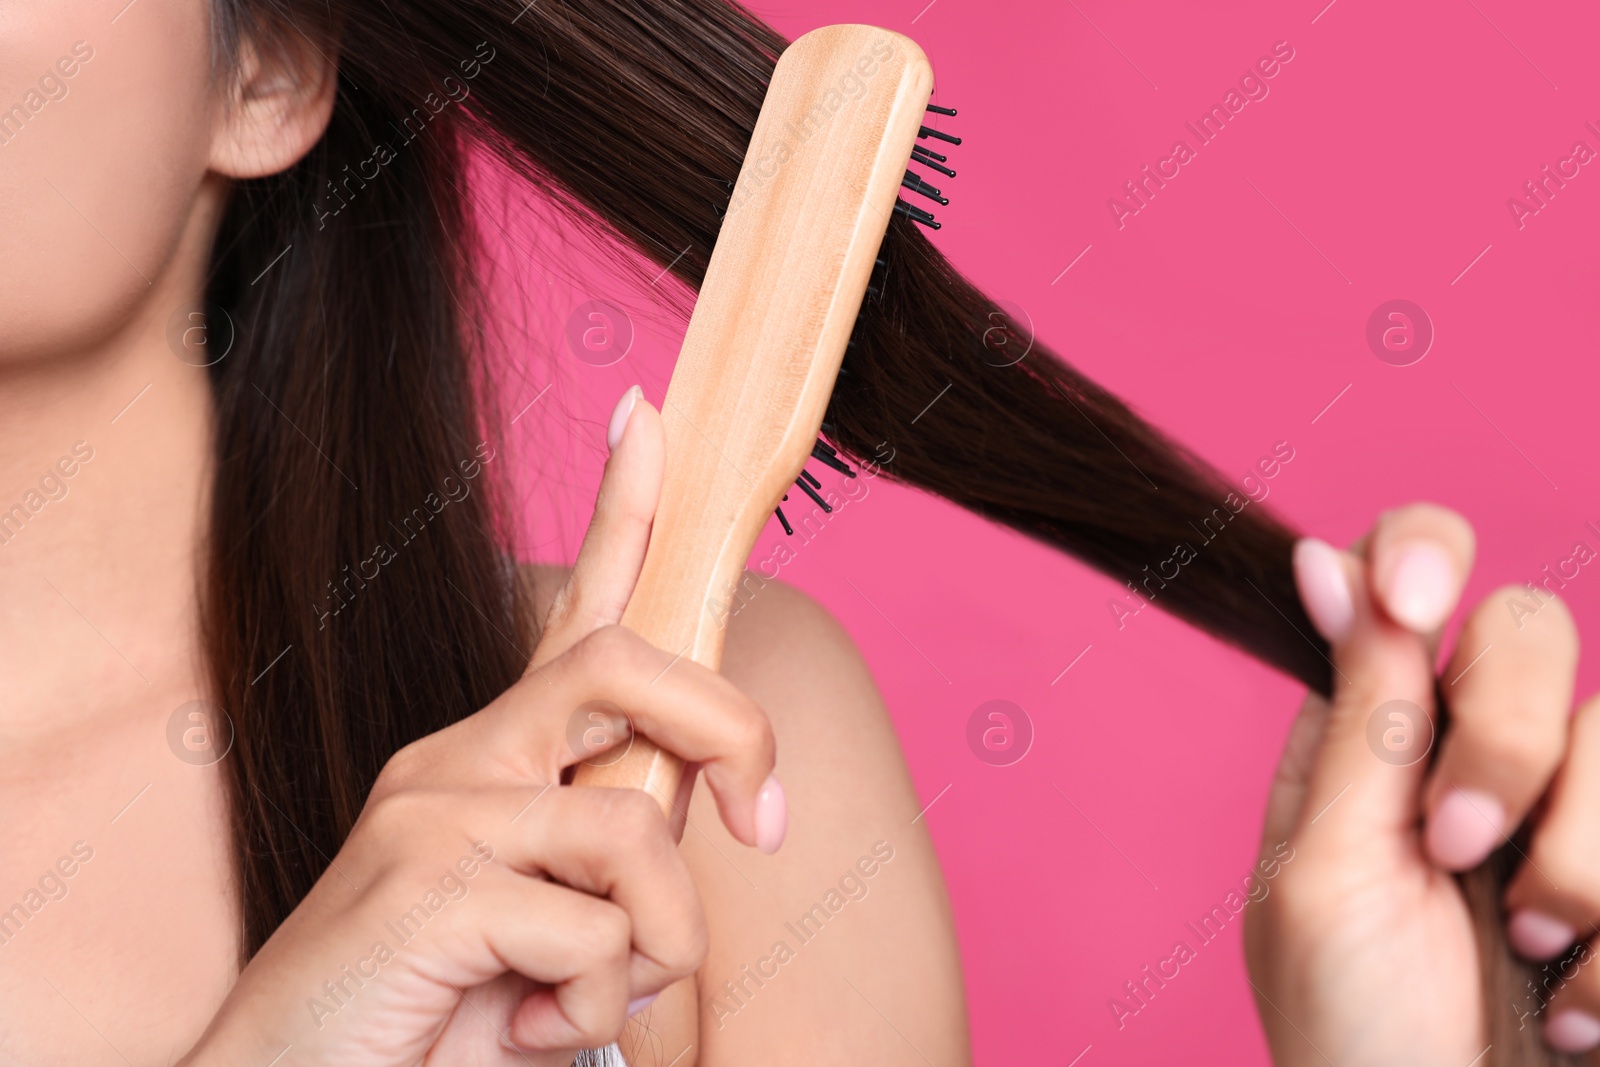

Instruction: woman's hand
[1244,504,1581,1065]
[181,387,786,1066]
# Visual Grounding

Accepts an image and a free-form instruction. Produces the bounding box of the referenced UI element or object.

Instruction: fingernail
[627,993,659,1017]
[754,774,787,854]
[1425,787,1505,871]
[607,385,642,451]
[1292,538,1353,643]
[1546,1009,1600,1053]
[1509,909,1577,960]
[1383,542,1456,632]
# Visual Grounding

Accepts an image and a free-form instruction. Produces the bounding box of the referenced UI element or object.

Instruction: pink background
[486,1,1600,1063]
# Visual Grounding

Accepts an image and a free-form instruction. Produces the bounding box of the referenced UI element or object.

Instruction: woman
[5,1,1600,1065]
[0,0,967,1063]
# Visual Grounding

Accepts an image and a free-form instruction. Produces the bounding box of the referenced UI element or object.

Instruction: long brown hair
[202,0,1542,1061]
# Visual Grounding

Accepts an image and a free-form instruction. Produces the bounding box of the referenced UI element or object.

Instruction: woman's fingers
[1540,960,1600,1056]
[549,627,776,847]
[483,787,705,1051]
[472,625,778,849]
[532,385,665,669]
[1506,690,1600,960]
[1421,587,1576,871]
[469,874,636,1050]
[1364,503,1476,640]
[1510,692,1600,1056]
[354,785,705,1051]
[496,785,708,994]
[1289,538,1437,845]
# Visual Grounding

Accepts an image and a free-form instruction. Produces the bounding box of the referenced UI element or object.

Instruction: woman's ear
[210,34,338,179]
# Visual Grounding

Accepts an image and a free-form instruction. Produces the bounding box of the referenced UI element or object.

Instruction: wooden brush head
[624,24,934,672]
[572,25,934,804]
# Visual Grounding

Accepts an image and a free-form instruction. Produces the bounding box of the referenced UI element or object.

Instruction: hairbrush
[569,25,950,1063]
[571,24,947,818]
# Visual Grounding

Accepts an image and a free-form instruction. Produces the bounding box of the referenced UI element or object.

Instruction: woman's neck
[0,253,217,750]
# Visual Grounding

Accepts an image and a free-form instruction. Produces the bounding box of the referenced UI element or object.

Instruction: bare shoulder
[691,578,968,1063]
[717,574,876,696]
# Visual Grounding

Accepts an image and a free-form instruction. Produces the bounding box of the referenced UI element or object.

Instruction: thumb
[1286,537,1438,851]
[532,385,665,669]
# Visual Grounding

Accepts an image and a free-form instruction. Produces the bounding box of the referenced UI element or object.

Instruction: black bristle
[775,507,794,536]
[926,103,957,116]
[918,125,962,146]
[911,148,956,178]
[812,440,856,477]
[902,171,948,206]
[796,476,833,513]
[893,200,941,229]
[912,144,948,163]
[800,468,822,489]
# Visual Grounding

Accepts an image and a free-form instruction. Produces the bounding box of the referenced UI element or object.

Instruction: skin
[0,0,968,1064]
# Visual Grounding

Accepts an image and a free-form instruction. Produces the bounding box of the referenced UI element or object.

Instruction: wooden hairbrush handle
[569,24,935,827]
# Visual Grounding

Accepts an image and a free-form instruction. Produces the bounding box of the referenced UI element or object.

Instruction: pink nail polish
[1425,788,1505,871]
[1546,1009,1600,1052]
[754,774,787,854]
[607,386,642,451]
[628,993,659,1017]
[1292,538,1353,643]
[1509,909,1577,960]
[1383,542,1455,632]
